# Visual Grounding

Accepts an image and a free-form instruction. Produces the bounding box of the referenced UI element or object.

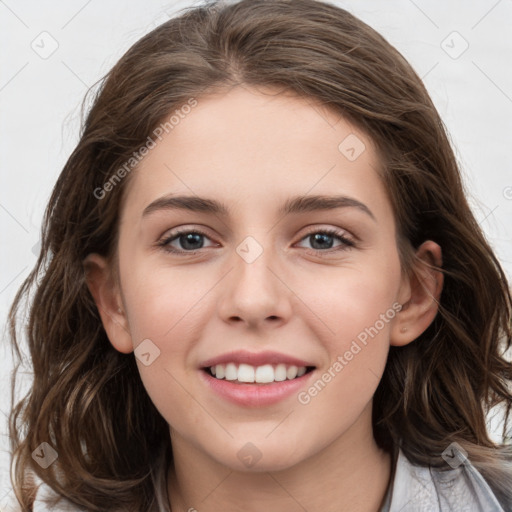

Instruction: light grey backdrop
[1,0,511,506]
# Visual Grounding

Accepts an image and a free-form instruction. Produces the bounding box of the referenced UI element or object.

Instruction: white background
[1,0,511,506]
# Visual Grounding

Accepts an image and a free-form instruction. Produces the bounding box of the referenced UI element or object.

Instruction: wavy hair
[8,0,512,510]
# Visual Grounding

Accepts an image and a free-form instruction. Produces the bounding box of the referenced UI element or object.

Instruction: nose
[217,238,293,330]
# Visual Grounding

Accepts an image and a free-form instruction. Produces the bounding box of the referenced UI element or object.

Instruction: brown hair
[9,0,512,510]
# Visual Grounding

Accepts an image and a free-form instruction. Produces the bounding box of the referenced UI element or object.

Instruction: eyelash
[157,227,355,255]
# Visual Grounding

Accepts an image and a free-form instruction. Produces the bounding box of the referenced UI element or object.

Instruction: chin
[209,439,309,473]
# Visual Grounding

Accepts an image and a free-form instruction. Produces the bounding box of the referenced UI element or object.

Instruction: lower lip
[199,369,315,407]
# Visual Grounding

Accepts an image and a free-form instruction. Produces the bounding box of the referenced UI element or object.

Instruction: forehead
[120,85,390,223]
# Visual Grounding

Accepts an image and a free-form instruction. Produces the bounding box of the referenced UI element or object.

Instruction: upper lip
[200,350,316,369]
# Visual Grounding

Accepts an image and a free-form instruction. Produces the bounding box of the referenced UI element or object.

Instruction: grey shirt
[379,448,506,512]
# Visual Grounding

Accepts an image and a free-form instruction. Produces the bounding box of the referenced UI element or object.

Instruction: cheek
[122,260,210,343]
[119,262,214,419]
[293,252,401,402]
[294,278,397,438]
[297,254,402,346]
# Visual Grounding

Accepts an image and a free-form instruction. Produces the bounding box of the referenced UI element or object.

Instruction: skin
[84,85,443,512]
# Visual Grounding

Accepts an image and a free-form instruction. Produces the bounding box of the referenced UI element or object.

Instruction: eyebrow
[142,194,376,221]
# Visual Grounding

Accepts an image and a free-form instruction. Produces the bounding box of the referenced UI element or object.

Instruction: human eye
[156,227,218,255]
[155,225,355,256]
[295,227,355,253]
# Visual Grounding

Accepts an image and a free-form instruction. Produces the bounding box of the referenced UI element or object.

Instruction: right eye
[158,228,218,254]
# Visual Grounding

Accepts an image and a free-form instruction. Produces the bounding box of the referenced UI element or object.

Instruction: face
[104,85,412,471]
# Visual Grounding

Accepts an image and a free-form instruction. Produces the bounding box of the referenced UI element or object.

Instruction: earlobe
[390,240,444,347]
[83,253,134,354]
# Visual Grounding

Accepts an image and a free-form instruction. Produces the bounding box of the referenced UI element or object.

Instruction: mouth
[198,351,318,407]
[202,363,316,384]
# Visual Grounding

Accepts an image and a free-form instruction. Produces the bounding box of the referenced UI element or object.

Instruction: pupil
[311,233,333,250]
[181,233,203,250]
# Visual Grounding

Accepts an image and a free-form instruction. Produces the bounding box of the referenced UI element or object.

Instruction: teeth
[225,363,238,380]
[255,364,274,383]
[286,366,298,379]
[238,363,255,383]
[208,363,310,383]
[274,364,287,381]
[215,364,225,379]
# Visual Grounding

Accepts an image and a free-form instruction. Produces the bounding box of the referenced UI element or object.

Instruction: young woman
[8,0,512,510]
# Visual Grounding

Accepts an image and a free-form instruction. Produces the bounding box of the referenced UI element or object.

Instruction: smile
[205,363,312,383]
[199,350,317,407]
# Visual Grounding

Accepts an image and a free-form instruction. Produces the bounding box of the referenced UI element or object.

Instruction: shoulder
[388,448,506,512]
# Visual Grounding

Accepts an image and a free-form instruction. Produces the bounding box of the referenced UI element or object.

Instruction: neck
[166,404,392,512]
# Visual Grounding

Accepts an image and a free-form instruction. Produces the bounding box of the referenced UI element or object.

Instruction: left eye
[296,228,355,252]
[158,228,354,254]
[159,229,216,253]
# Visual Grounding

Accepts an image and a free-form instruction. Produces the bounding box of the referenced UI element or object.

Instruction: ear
[390,240,444,347]
[83,253,134,354]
